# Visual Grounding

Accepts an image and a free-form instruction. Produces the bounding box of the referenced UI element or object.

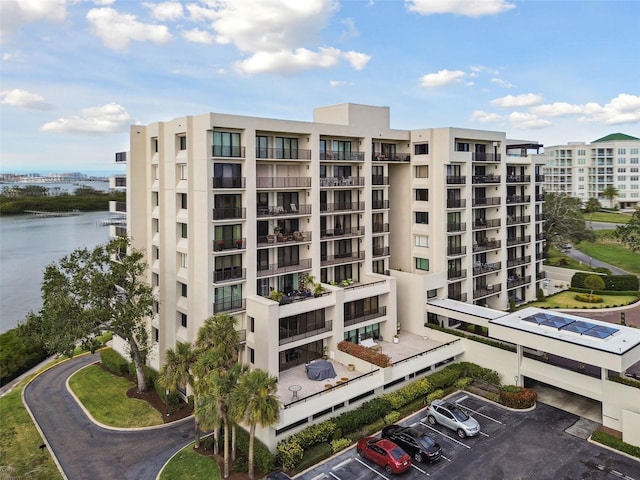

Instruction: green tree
[614,207,640,252]
[583,197,601,227]
[600,185,619,208]
[542,192,594,252]
[583,274,605,302]
[232,369,280,480]
[19,237,155,391]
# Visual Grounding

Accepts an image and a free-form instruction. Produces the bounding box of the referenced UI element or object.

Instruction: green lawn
[159,444,221,480]
[576,237,640,275]
[527,291,638,309]
[68,365,163,427]
[583,211,632,223]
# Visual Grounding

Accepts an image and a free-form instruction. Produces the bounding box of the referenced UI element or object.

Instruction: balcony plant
[235,238,243,248]
[338,340,392,368]
[268,290,284,303]
[216,239,225,250]
[313,283,325,298]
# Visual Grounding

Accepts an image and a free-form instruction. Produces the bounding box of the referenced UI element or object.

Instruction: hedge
[591,430,640,459]
[498,387,537,409]
[235,424,277,474]
[337,340,392,367]
[100,348,129,375]
[571,272,639,291]
[0,328,48,386]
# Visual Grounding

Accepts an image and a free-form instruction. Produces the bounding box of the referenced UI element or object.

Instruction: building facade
[117,103,553,449]
[541,133,640,210]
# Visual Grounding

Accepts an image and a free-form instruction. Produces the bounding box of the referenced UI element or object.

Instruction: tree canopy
[542,192,594,251]
[614,208,640,252]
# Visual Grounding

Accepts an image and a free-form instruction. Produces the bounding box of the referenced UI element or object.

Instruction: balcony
[257,258,312,278]
[213,298,246,313]
[447,198,466,208]
[536,194,545,201]
[447,222,466,233]
[321,226,364,239]
[448,292,467,302]
[320,177,365,187]
[472,218,500,230]
[536,232,545,241]
[372,223,389,234]
[473,239,501,252]
[344,306,387,327]
[507,235,531,246]
[507,275,531,289]
[212,177,246,189]
[213,267,246,283]
[212,207,246,220]
[506,174,531,183]
[214,237,246,252]
[256,147,311,160]
[507,255,531,267]
[472,152,501,162]
[535,175,545,182]
[536,214,545,221]
[321,151,365,161]
[320,202,365,213]
[473,261,501,275]
[506,195,531,204]
[256,177,311,189]
[447,269,467,281]
[446,176,466,185]
[536,271,546,280]
[321,251,365,266]
[507,215,531,225]
[447,246,467,256]
[371,200,389,210]
[372,176,390,185]
[279,320,333,345]
[258,231,311,247]
[115,152,127,163]
[472,196,501,207]
[372,153,410,162]
[473,284,502,299]
[472,174,500,184]
[373,246,390,257]
[257,204,311,217]
[212,145,245,158]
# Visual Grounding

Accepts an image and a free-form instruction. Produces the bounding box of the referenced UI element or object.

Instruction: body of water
[0,211,112,333]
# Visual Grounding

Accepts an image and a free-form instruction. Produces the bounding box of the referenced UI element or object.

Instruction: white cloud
[86,7,171,51]
[491,93,543,108]
[329,80,355,87]
[342,51,371,70]
[182,28,214,44]
[579,94,640,125]
[470,110,502,123]
[406,0,515,17]
[40,103,132,134]
[235,47,342,75]
[1,0,66,42]
[531,102,584,117]
[507,112,551,129]
[143,1,183,21]
[491,77,514,88]
[340,18,359,41]
[1,88,54,110]
[420,69,465,88]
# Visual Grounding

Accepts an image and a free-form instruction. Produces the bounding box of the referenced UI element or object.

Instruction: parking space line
[328,472,341,480]
[355,457,391,480]
[411,463,429,475]
[440,455,452,462]
[479,431,490,437]
[334,458,351,469]
[419,421,471,449]
[456,401,505,425]
[310,474,327,480]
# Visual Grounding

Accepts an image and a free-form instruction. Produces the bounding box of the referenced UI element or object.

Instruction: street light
[165,389,170,416]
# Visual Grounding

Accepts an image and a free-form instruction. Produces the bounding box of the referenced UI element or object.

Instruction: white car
[425,399,480,438]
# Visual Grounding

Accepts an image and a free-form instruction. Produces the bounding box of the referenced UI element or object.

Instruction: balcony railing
[212,177,246,189]
[535,175,545,182]
[507,235,531,246]
[472,218,500,230]
[321,151,365,161]
[373,246,390,257]
[372,200,389,210]
[507,215,531,225]
[507,275,531,289]
[113,201,126,213]
[372,153,411,162]
[473,284,502,299]
[536,271,546,280]
[447,222,466,233]
[536,194,545,201]
[506,175,531,183]
[257,258,312,278]
[447,246,467,256]
[473,261,501,275]
[536,214,545,221]
[372,176,390,185]
[212,207,246,220]
[473,240,501,252]
[507,255,531,267]
[212,145,245,158]
[256,177,311,188]
[321,227,364,239]
[258,231,311,246]
[472,175,500,184]
[448,292,467,302]
[447,269,467,280]
[447,198,466,208]
[257,204,311,217]
[214,237,246,252]
[321,251,365,266]
[256,147,311,160]
[344,306,387,327]
[472,196,501,207]
[506,195,531,204]
[372,223,389,234]
[320,177,365,187]
[279,321,333,345]
[213,298,246,313]
[320,202,365,212]
[472,152,501,162]
[446,176,466,185]
[213,267,246,283]
[536,232,545,241]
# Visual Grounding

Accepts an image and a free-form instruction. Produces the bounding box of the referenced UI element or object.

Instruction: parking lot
[296,392,640,480]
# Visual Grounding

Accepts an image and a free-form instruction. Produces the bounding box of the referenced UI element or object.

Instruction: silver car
[425,399,480,438]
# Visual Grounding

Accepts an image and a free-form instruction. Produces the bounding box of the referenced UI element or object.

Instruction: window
[415,235,428,247]
[152,218,159,233]
[178,135,187,150]
[249,316,255,333]
[152,192,159,206]
[414,143,428,155]
[180,282,187,297]
[152,137,159,153]
[415,258,429,271]
[256,135,268,158]
[631,148,638,155]
[213,131,242,157]
[415,189,428,201]
[249,347,255,364]
[179,222,188,238]
[415,212,429,224]
[179,312,187,327]
[180,252,188,268]
[631,158,639,164]
[152,165,159,180]
[618,158,626,164]
[577,149,585,156]
[153,327,159,342]
[414,165,429,178]
[152,273,159,287]
[178,164,187,180]
[276,137,299,159]
[456,142,469,152]
[178,193,187,209]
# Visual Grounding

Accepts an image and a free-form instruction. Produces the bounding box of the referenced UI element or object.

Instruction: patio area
[276,331,445,406]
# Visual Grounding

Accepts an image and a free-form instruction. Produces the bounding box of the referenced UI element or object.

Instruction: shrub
[337,340,392,368]
[296,442,332,471]
[100,348,128,375]
[425,389,444,405]
[331,438,352,454]
[499,387,537,409]
[455,377,473,389]
[591,430,640,459]
[574,293,603,303]
[485,392,500,403]
[0,328,48,386]
[384,411,401,425]
[277,440,303,472]
[235,424,277,474]
[292,421,336,449]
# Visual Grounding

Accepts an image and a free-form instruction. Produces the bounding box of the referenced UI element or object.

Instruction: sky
[1,0,639,174]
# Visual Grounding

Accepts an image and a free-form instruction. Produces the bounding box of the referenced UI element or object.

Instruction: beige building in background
[113,104,639,450]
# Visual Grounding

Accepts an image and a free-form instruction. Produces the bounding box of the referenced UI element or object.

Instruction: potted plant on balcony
[235,238,243,248]
[268,290,283,303]
[216,239,225,251]
[313,283,325,298]
[393,334,399,344]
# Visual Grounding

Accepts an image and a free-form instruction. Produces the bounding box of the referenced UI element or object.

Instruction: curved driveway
[23,353,195,480]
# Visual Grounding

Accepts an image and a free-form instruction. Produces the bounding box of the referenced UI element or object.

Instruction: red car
[356,436,412,474]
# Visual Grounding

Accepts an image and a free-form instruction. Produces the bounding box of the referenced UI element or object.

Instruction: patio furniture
[360,338,381,352]
[305,360,336,381]
[288,384,301,401]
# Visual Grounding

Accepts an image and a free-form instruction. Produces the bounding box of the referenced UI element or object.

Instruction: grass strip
[159,444,221,480]
[526,291,637,309]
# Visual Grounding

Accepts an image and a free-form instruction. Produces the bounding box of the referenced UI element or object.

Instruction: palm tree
[157,342,200,446]
[601,185,619,208]
[232,369,280,480]
[583,197,601,229]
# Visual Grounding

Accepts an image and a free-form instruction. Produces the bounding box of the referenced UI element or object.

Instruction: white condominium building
[542,133,640,210]
[116,103,547,449]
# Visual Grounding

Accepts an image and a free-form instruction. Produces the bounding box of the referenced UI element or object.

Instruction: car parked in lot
[426,399,480,438]
[381,425,442,463]
[356,436,412,474]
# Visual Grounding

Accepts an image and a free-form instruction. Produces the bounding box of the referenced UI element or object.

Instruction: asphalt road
[23,353,195,480]
[564,246,630,275]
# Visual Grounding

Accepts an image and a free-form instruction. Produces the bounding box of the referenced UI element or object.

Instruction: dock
[24,210,81,218]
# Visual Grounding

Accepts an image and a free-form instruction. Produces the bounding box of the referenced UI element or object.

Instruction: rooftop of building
[592,133,640,142]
